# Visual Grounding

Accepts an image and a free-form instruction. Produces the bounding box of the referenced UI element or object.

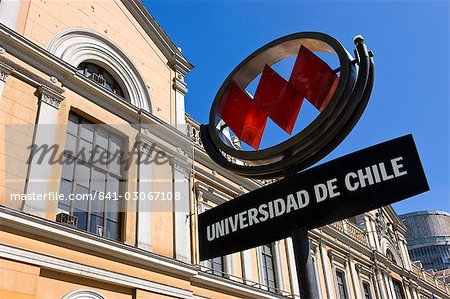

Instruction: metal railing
[411,264,450,294]
[196,264,300,298]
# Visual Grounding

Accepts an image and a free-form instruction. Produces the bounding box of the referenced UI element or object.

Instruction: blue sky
[145,1,449,215]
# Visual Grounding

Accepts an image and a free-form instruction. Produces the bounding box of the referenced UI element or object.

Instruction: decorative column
[385,271,395,299]
[368,213,382,251]
[136,137,153,251]
[241,249,254,284]
[348,255,362,299]
[399,237,412,270]
[409,284,419,299]
[172,70,188,132]
[285,237,300,295]
[273,240,285,292]
[320,242,335,298]
[403,278,413,299]
[374,266,388,299]
[24,85,64,217]
[311,243,323,298]
[0,58,13,100]
[224,254,234,278]
[172,156,191,263]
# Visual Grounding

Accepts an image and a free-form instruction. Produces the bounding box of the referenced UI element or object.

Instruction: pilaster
[320,241,334,298]
[285,237,300,296]
[374,265,388,299]
[173,70,188,131]
[273,240,284,292]
[348,254,362,299]
[172,156,192,263]
[136,137,154,251]
[241,249,254,284]
[0,52,14,99]
[23,85,65,217]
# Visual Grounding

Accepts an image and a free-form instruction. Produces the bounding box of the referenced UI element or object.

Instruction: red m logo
[220,46,339,150]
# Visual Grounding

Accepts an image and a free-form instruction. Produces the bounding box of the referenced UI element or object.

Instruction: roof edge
[121,0,194,75]
[399,210,450,218]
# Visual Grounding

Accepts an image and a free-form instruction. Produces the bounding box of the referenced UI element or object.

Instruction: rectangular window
[204,256,225,277]
[362,281,372,299]
[335,269,348,299]
[392,280,405,299]
[261,244,277,293]
[58,113,124,241]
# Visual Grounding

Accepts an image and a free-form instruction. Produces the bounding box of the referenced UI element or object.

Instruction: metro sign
[220,46,339,149]
[199,32,429,298]
[198,135,429,260]
[201,32,374,179]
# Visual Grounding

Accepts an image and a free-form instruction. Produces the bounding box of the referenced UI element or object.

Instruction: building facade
[400,211,450,272]
[0,1,449,298]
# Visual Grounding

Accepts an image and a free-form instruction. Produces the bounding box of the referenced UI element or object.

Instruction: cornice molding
[0,51,64,94]
[0,207,288,299]
[0,206,197,278]
[38,85,65,109]
[0,243,194,299]
[0,59,13,81]
[173,75,189,95]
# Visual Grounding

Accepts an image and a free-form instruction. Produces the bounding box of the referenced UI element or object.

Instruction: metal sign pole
[291,228,320,299]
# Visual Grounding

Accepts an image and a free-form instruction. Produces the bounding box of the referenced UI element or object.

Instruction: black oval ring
[201,32,374,179]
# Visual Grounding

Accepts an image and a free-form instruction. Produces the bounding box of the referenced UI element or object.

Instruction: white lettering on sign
[206,188,310,241]
[206,156,408,242]
[344,157,408,192]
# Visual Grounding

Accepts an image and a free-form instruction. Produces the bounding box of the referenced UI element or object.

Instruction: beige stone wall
[18,0,175,124]
[0,258,40,299]
[151,162,175,258]
[0,229,191,291]
[37,270,132,299]
[0,76,38,209]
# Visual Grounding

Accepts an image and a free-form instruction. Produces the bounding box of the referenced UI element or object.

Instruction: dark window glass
[362,281,372,299]
[335,270,348,299]
[77,62,125,98]
[204,257,224,277]
[261,244,277,293]
[386,250,397,264]
[392,280,405,299]
[58,113,124,241]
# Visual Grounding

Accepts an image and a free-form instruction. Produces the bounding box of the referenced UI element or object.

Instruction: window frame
[260,243,278,293]
[392,279,405,299]
[77,61,128,100]
[203,256,226,277]
[361,280,373,299]
[198,201,228,277]
[58,112,125,241]
[334,268,349,299]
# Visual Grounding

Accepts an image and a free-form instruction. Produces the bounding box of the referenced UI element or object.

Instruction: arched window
[48,28,151,111]
[77,62,126,99]
[386,249,396,264]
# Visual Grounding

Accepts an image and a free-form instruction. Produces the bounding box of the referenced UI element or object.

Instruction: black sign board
[199,134,429,261]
